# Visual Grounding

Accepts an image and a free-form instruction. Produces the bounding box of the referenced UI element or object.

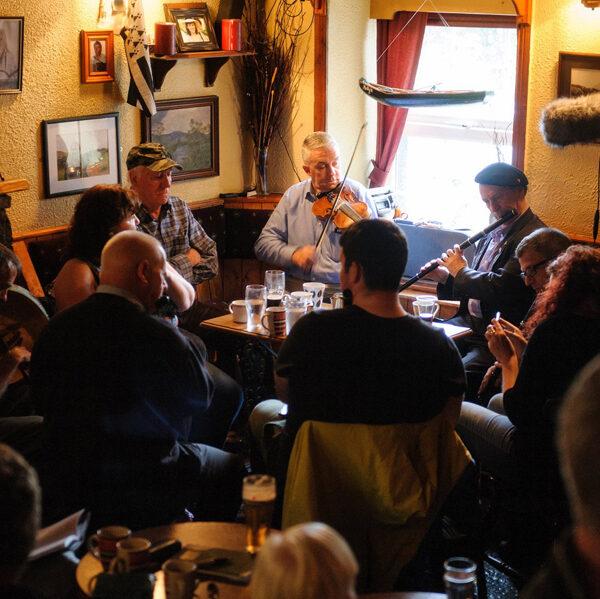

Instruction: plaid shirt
[137,196,218,285]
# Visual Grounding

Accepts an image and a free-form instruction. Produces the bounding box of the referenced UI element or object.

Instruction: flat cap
[474,162,528,187]
[126,142,182,172]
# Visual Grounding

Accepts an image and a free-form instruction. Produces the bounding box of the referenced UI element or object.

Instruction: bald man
[31,231,244,529]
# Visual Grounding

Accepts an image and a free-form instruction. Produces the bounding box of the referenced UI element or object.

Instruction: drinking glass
[245,285,267,331]
[443,556,477,599]
[265,270,285,307]
[243,474,276,554]
[412,296,439,322]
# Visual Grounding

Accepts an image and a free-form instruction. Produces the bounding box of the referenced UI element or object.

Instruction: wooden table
[200,312,471,342]
[76,522,251,599]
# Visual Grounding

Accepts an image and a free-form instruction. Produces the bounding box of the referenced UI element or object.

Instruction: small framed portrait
[558,52,600,98]
[164,3,219,52]
[42,113,121,198]
[80,30,115,84]
[0,17,24,94]
[141,96,219,180]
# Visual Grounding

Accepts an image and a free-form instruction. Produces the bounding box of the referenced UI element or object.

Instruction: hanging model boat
[359,78,489,108]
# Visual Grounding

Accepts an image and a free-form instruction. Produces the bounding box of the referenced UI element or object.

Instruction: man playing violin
[254,131,377,291]
[423,162,545,404]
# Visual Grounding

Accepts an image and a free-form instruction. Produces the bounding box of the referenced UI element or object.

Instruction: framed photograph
[80,30,114,84]
[141,96,219,180]
[558,52,600,98]
[164,3,219,52]
[42,113,121,198]
[0,17,24,94]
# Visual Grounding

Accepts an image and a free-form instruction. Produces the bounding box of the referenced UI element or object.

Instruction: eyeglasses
[520,258,551,279]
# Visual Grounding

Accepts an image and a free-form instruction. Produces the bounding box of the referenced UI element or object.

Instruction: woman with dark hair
[52,184,195,313]
[457,245,600,562]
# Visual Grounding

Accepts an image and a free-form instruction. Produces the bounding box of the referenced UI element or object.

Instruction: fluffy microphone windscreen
[540,92,600,147]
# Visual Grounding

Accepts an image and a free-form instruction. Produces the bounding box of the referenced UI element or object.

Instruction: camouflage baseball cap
[126,142,183,172]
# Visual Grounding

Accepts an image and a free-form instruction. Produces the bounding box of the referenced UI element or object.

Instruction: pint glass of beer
[242,474,276,554]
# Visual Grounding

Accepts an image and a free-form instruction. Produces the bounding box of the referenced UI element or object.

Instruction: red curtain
[368,12,427,189]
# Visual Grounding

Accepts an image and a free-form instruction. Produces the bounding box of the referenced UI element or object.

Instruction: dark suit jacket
[30,292,213,526]
[437,208,545,327]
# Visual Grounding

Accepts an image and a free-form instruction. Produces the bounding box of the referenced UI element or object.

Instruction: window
[391,21,517,231]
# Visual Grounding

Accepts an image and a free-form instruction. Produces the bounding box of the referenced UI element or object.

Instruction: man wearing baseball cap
[127,143,242,450]
[127,142,218,287]
[425,162,546,403]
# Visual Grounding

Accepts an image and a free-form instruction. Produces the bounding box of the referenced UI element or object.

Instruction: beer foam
[243,475,276,501]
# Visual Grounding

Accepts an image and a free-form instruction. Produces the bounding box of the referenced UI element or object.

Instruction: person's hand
[292,246,317,270]
[7,346,30,367]
[485,319,515,366]
[498,318,527,363]
[478,362,501,395]
[185,248,202,266]
[420,260,449,284]
[439,244,468,277]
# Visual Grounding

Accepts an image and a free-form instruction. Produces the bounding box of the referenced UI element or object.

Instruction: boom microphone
[540,92,600,148]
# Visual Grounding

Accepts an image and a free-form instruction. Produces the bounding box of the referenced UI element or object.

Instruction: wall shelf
[150,49,254,88]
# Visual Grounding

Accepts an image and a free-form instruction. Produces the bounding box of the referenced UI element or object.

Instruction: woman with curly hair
[457,245,600,562]
[52,184,194,313]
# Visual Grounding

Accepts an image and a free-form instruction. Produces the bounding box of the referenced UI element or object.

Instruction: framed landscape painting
[141,96,219,180]
[42,113,121,198]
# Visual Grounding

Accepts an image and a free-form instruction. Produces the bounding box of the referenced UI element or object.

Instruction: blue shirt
[254,179,377,284]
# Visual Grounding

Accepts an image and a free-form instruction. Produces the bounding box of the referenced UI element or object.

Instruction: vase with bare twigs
[239,0,311,195]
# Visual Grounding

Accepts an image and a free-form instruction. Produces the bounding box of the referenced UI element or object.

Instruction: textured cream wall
[328,0,377,185]
[0,0,313,234]
[526,0,600,238]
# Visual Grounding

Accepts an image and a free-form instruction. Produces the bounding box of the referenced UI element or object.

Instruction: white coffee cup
[302,282,326,309]
[229,299,247,323]
[163,558,198,599]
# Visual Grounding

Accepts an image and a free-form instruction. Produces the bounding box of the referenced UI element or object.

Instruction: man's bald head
[100,231,167,310]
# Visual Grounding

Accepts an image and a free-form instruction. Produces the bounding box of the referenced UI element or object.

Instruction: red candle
[221,19,242,52]
[154,22,176,56]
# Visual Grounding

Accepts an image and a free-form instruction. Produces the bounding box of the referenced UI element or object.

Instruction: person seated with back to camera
[457,244,600,564]
[51,184,195,315]
[476,227,571,403]
[31,231,245,529]
[249,522,358,599]
[250,219,466,501]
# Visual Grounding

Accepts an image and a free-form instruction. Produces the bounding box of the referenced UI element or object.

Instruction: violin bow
[314,122,368,254]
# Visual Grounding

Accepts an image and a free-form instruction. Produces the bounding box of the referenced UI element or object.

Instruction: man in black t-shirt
[250,219,466,468]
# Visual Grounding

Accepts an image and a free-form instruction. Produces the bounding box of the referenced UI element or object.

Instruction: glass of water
[245,284,267,331]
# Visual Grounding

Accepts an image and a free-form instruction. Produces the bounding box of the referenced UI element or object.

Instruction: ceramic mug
[261,306,287,337]
[110,537,152,573]
[87,525,131,571]
[163,558,198,599]
[229,299,247,323]
[302,282,326,309]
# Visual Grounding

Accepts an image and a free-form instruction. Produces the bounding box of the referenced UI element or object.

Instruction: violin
[312,183,371,230]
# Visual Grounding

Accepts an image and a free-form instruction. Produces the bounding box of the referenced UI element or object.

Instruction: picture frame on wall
[0,17,24,94]
[80,30,115,84]
[42,113,121,198]
[164,3,219,52]
[558,52,600,98]
[141,96,219,180]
